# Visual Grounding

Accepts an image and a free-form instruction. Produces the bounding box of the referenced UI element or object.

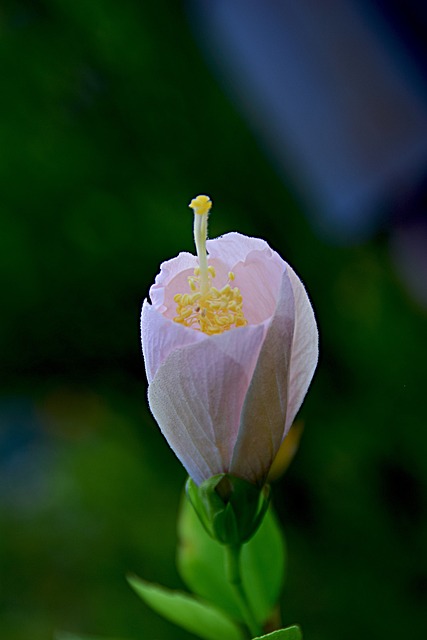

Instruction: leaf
[177,495,286,625]
[253,626,303,640]
[128,575,244,640]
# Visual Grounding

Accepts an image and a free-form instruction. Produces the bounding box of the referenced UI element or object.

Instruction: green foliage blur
[1,1,426,639]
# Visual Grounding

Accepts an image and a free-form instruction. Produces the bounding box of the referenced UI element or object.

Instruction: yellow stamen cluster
[174,266,247,335]
[173,195,247,335]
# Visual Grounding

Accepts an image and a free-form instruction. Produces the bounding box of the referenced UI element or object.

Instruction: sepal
[186,473,270,545]
[177,494,286,625]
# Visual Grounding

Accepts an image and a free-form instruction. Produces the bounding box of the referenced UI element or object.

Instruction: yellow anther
[174,265,247,335]
[228,271,235,281]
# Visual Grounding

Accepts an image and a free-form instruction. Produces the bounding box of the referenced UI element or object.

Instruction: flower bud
[141,197,318,487]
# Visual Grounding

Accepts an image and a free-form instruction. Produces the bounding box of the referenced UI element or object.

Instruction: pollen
[173,269,247,335]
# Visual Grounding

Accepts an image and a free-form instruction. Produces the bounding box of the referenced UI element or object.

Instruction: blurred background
[1,1,427,639]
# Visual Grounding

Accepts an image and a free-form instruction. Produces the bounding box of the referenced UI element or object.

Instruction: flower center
[173,195,248,335]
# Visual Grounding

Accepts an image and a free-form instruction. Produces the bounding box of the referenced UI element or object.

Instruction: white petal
[206,232,275,270]
[284,265,319,431]
[149,251,197,314]
[230,270,295,484]
[141,301,204,383]
[233,249,284,324]
[147,325,265,485]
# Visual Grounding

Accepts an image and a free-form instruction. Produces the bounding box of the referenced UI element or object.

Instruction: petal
[149,251,197,314]
[147,324,266,485]
[284,265,319,431]
[206,231,275,269]
[230,269,295,485]
[208,232,286,324]
[233,249,284,324]
[141,301,204,383]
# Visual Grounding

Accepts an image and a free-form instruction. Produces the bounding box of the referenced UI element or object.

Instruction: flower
[141,196,318,486]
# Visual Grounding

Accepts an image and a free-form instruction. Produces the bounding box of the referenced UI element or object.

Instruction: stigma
[173,196,247,335]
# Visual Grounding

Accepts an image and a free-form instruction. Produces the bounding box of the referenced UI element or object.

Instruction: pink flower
[141,197,318,486]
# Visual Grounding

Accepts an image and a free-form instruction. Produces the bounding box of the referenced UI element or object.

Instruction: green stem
[225,544,263,638]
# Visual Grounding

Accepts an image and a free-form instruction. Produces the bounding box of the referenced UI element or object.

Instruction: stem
[225,544,263,638]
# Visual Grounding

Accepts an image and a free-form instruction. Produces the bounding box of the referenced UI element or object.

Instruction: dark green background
[1,2,426,639]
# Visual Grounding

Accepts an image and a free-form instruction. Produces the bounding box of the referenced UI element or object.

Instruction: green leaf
[128,575,244,640]
[177,495,286,625]
[253,626,302,640]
